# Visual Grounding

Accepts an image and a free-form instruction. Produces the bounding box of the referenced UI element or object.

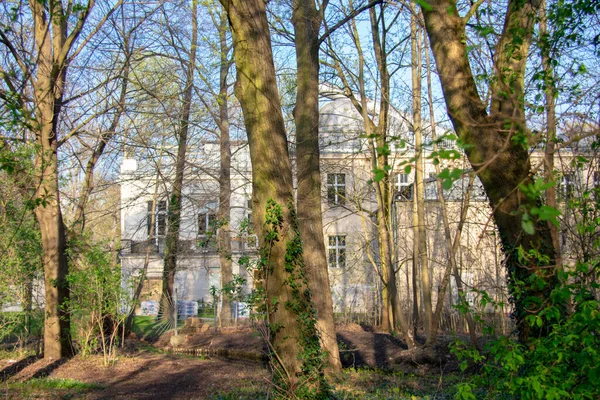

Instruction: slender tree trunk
[292,0,342,373]
[217,8,233,328]
[71,54,130,234]
[326,4,415,347]
[125,158,164,335]
[540,0,561,271]
[424,41,479,347]
[422,0,560,342]
[220,0,326,390]
[161,0,198,324]
[411,192,420,339]
[411,4,433,345]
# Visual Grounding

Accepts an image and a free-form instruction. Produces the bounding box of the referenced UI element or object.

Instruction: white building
[119,95,598,323]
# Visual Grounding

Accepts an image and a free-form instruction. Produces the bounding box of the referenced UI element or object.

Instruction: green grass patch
[332,368,459,399]
[209,381,269,400]
[7,377,106,399]
[10,378,104,391]
[131,316,184,341]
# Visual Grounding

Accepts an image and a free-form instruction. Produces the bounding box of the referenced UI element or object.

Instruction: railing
[124,234,259,255]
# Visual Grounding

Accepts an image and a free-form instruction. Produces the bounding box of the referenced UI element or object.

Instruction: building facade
[119,95,599,323]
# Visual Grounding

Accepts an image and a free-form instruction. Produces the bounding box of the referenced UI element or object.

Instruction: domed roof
[318,95,413,153]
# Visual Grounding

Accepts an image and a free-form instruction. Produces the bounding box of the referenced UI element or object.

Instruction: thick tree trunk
[220,0,326,391]
[29,0,93,359]
[411,192,420,338]
[217,8,233,328]
[35,154,72,360]
[161,0,198,324]
[422,0,559,342]
[292,0,342,374]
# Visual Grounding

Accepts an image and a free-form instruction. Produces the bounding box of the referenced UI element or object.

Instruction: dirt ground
[0,324,458,399]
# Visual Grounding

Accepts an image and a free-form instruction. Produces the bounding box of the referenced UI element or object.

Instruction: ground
[0,323,462,399]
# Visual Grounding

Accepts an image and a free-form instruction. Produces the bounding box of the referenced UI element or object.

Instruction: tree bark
[29,0,94,359]
[216,7,233,328]
[292,0,342,374]
[540,0,562,271]
[422,0,559,342]
[411,4,433,345]
[220,0,326,390]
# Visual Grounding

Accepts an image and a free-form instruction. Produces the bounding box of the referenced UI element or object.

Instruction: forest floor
[0,323,466,399]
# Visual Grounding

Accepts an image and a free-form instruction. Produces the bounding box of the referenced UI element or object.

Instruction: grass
[207,369,461,400]
[6,378,106,399]
[131,316,184,341]
[331,368,460,399]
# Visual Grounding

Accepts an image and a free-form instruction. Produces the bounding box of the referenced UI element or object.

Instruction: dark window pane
[327,187,336,204]
[157,213,166,236]
[198,213,207,235]
[208,213,217,230]
[337,187,346,205]
[329,249,336,266]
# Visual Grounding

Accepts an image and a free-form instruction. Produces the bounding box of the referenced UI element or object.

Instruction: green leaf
[522,213,535,235]
[415,0,432,12]
[373,169,385,182]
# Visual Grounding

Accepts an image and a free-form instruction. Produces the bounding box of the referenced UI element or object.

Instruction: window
[328,235,346,268]
[198,212,217,236]
[394,173,410,191]
[560,173,575,200]
[439,137,454,149]
[327,173,346,206]
[147,200,167,238]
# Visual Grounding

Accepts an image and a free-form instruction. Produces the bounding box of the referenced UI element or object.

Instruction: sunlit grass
[7,377,106,399]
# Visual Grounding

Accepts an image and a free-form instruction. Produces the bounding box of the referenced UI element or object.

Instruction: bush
[453,266,600,400]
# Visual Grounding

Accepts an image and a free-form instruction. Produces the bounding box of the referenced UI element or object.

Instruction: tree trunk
[161,0,198,324]
[411,4,433,345]
[411,191,420,339]
[292,0,342,374]
[220,0,326,391]
[425,41,479,347]
[35,157,72,360]
[326,4,415,347]
[217,7,233,328]
[29,0,94,359]
[422,0,560,342]
[540,0,562,271]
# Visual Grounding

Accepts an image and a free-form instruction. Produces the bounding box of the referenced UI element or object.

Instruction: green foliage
[0,169,44,348]
[452,184,600,400]
[66,237,131,363]
[249,199,329,399]
[453,282,600,399]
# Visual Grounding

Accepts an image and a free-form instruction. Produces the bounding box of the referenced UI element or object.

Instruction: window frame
[328,235,346,268]
[147,200,167,239]
[327,173,346,206]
